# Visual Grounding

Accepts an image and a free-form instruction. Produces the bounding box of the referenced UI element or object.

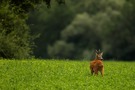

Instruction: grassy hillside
[0,59,135,90]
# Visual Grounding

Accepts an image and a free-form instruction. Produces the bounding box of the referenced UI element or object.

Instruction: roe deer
[90,50,104,76]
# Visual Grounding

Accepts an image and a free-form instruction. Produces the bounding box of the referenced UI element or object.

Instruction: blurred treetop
[0,0,65,13]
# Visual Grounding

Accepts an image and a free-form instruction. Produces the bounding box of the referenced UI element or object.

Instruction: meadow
[0,59,135,90]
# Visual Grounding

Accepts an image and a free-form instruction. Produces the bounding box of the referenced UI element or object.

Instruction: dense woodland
[0,0,135,60]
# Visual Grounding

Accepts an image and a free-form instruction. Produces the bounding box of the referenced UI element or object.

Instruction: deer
[90,50,104,77]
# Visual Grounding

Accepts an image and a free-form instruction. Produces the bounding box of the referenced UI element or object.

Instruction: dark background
[0,0,135,61]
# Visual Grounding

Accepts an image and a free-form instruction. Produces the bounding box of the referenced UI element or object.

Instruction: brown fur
[90,50,104,76]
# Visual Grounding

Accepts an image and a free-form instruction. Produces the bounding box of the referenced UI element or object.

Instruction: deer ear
[101,52,103,55]
[95,50,98,53]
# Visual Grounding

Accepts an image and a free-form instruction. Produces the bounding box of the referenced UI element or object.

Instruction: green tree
[48,0,124,60]
[0,0,65,59]
[0,0,65,12]
[0,3,33,59]
[49,13,101,59]
[102,0,135,60]
[26,0,125,59]
[28,2,74,58]
[48,40,75,59]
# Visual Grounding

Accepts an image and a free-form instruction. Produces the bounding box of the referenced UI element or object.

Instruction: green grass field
[0,59,135,90]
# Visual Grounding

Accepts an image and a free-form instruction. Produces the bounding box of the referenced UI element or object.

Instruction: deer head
[95,49,103,60]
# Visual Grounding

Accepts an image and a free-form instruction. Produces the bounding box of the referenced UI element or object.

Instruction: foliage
[28,1,74,58]
[1,0,135,60]
[0,3,33,59]
[45,0,126,59]
[29,0,135,60]
[0,0,65,59]
[48,40,75,59]
[0,0,65,12]
[59,13,101,59]
[0,59,135,89]
[101,0,135,60]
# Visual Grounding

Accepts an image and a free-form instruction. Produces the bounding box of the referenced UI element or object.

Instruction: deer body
[90,50,104,76]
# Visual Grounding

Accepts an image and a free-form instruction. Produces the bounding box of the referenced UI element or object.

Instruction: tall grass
[0,59,135,90]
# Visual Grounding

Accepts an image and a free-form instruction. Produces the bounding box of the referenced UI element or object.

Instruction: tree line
[0,0,135,60]
[0,0,64,59]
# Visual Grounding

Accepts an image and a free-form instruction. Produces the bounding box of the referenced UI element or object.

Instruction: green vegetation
[0,2,33,59]
[0,59,135,90]
[0,0,135,60]
[28,0,135,60]
[0,0,64,59]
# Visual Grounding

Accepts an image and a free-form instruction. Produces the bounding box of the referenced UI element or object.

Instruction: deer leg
[94,71,98,75]
[91,69,94,75]
[100,68,104,77]
[93,68,98,75]
[90,67,94,75]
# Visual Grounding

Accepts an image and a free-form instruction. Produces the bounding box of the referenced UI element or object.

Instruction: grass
[0,59,135,90]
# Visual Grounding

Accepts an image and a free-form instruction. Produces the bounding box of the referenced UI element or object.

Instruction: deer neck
[95,56,102,60]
